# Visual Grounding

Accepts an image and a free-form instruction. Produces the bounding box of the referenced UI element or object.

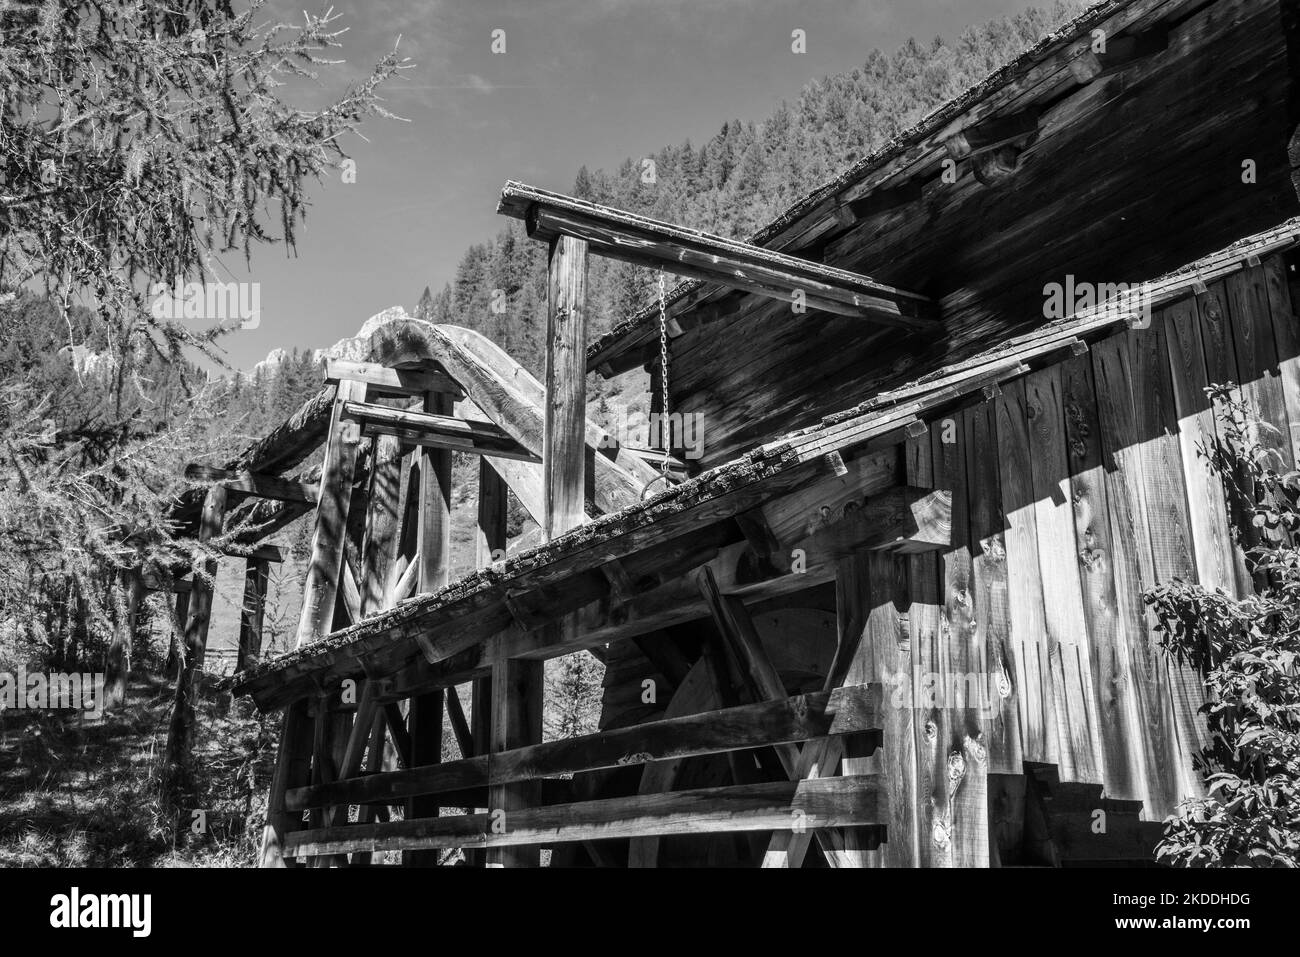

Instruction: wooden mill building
[180,0,1300,866]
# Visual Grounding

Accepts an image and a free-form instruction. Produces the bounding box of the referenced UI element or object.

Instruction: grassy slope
[0,674,276,867]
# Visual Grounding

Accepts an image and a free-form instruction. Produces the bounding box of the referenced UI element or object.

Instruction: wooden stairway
[1020,762,1166,867]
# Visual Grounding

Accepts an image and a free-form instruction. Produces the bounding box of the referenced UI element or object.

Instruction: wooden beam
[295,379,367,647]
[325,358,463,399]
[407,389,455,867]
[288,685,879,811]
[487,657,543,867]
[185,464,318,505]
[236,557,269,673]
[223,543,284,563]
[543,233,590,539]
[500,181,936,331]
[1068,27,1168,83]
[259,699,314,867]
[446,684,475,759]
[165,483,227,798]
[284,776,883,858]
[780,485,952,558]
[837,180,925,225]
[345,401,541,463]
[942,108,1039,161]
[360,434,403,617]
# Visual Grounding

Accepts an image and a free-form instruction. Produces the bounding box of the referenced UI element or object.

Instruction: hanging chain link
[657,268,671,479]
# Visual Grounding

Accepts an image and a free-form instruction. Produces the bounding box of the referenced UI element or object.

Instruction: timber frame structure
[158,0,1300,866]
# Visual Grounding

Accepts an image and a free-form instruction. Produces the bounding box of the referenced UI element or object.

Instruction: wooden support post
[236,557,270,673]
[166,586,190,680]
[296,379,367,646]
[480,250,585,866]
[477,458,508,566]
[446,685,474,759]
[486,657,543,868]
[259,698,314,867]
[361,434,404,617]
[406,390,454,866]
[165,482,227,802]
[542,233,589,539]
[105,567,143,710]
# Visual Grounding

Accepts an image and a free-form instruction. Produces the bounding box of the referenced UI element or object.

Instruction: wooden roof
[228,216,1300,710]
[581,0,1216,376]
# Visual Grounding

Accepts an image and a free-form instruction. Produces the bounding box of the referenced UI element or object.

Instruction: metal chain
[657,268,670,479]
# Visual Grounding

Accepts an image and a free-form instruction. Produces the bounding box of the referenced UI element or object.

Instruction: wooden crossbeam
[286,684,879,812]
[498,181,936,332]
[222,543,284,563]
[343,401,541,463]
[1068,27,1169,83]
[942,108,1040,161]
[835,180,925,226]
[185,464,318,505]
[445,684,474,759]
[283,775,883,858]
[773,485,953,558]
[325,358,464,399]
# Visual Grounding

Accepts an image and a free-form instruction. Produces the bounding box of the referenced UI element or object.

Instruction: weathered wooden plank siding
[1060,353,1147,803]
[994,379,1058,769]
[964,402,1022,776]
[934,410,989,868]
[1023,366,1105,785]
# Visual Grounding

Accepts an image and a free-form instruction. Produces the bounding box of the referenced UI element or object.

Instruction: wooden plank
[1060,353,1147,802]
[477,459,509,567]
[934,408,989,867]
[295,379,367,646]
[786,486,952,559]
[406,389,454,867]
[1195,281,1255,591]
[1225,266,1296,472]
[360,434,403,616]
[184,464,318,504]
[286,776,883,858]
[1023,365,1104,785]
[838,552,908,866]
[1163,294,1240,595]
[404,688,444,868]
[965,401,1021,775]
[325,358,463,399]
[543,233,590,539]
[1089,332,1178,818]
[1130,313,1208,810]
[993,379,1057,767]
[1262,254,1300,466]
[446,685,474,760]
[501,181,935,330]
[486,657,543,867]
[235,557,269,673]
[1223,265,1295,573]
[287,685,879,811]
[902,427,950,867]
[347,401,541,463]
[758,447,898,546]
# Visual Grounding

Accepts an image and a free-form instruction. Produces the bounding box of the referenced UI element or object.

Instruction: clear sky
[215,0,1049,372]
